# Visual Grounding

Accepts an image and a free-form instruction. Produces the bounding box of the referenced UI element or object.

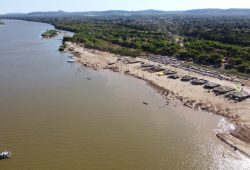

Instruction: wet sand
[64,42,250,157]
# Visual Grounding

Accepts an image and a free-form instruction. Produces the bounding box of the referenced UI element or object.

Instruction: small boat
[67,59,75,63]
[0,151,11,160]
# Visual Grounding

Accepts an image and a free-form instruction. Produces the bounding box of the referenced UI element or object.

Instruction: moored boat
[0,151,11,160]
[67,59,75,63]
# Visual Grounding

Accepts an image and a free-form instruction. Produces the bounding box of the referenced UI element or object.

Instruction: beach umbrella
[236,84,243,92]
[157,72,164,76]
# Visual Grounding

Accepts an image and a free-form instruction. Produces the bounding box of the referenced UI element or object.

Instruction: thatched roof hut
[204,82,220,89]
[164,70,176,75]
[121,57,140,64]
[226,91,250,101]
[142,65,155,71]
[141,64,154,68]
[168,74,180,79]
[127,60,141,64]
[146,66,165,73]
[213,86,235,95]
[181,75,196,82]
[152,67,165,72]
[191,79,207,85]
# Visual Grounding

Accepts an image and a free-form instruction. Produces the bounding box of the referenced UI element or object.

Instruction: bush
[237,63,249,73]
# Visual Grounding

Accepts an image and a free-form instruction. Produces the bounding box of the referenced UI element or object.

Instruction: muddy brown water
[0,19,249,169]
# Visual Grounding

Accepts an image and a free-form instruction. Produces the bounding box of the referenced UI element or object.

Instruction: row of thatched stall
[139,63,249,102]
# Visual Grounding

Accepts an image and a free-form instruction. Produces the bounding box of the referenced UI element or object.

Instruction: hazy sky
[1,0,250,14]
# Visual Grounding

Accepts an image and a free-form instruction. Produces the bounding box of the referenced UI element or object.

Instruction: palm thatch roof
[213,86,235,94]
[141,64,154,68]
[204,82,220,89]
[227,91,250,101]
[164,70,176,75]
[168,74,180,79]
[181,75,196,82]
[191,79,207,85]
[145,66,165,73]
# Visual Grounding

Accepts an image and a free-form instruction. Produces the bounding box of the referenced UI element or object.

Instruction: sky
[1,0,250,14]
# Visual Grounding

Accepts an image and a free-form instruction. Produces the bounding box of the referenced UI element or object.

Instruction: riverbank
[64,41,250,157]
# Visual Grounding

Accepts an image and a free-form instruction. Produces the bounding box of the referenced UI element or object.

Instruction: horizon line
[2,8,250,15]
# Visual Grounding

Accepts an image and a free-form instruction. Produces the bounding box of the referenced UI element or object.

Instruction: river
[0,19,249,169]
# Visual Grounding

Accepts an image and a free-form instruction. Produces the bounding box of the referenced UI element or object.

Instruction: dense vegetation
[2,14,250,75]
[174,17,250,47]
[119,16,250,47]
[42,29,58,38]
[55,21,179,57]
[179,39,250,70]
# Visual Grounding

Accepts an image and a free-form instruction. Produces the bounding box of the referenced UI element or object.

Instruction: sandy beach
[64,41,250,157]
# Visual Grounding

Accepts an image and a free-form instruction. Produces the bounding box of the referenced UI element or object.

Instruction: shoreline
[63,41,250,157]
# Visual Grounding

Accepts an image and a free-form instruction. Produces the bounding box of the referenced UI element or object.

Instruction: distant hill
[24,10,178,17]
[184,8,250,15]
[27,10,68,17]
[1,8,250,17]
[2,13,26,16]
